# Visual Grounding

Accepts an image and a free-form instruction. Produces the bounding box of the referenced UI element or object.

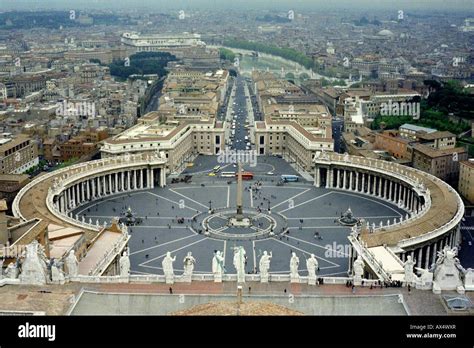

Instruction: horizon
[1,0,474,12]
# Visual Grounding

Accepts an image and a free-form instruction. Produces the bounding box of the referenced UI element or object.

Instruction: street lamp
[209,200,212,213]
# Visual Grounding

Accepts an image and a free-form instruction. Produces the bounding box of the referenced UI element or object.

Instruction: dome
[377,29,394,36]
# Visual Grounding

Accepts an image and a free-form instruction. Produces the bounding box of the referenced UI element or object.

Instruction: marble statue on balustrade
[65,250,79,277]
[464,268,474,291]
[183,251,196,282]
[19,240,49,285]
[432,247,465,293]
[290,252,300,283]
[6,262,19,279]
[212,250,225,282]
[403,255,416,285]
[119,249,131,278]
[51,259,66,285]
[233,246,246,283]
[415,267,433,290]
[259,251,272,283]
[162,251,176,284]
[353,255,364,285]
[306,254,319,285]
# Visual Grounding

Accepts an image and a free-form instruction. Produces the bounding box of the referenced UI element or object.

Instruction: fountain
[119,206,143,226]
[338,207,359,226]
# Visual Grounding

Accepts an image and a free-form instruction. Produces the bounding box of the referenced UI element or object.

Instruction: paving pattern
[74,156,406,277]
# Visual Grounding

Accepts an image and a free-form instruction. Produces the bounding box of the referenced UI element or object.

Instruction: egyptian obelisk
[236,162,243,218]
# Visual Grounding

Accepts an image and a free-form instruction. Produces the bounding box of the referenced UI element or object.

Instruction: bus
[281,174,299,182]
[237,172,254,180]
[221,171,235,178]
[213,165,221,173]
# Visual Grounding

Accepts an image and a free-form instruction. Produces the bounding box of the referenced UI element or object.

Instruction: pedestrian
[284,288,287,294]
[352,285,355,294]
[248,287,251,293]
[408,284,411,294]
[169,287,173,294]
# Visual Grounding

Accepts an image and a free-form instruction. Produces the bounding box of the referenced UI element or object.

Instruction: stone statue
[119,250,130,277]
[183,251,196,282]
[464,268,474,291]
[306,254,319,285]
[6,262,19,279]
[19,241,49,285]
[290,252,299,283]
[432,247,464,292]
[403,255,416,284]
[353,255,364,279]
[162,251,176,284]
[415,267,433,290]
[212,250,225,282]
[65,250,79,277]
[51,259,65,285]
[233,246,246,283]
[259,251,272,283]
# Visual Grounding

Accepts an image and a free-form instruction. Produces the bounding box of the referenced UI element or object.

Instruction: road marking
[132,225,189,229]
[285,216,400,220]
[331,191,403,217]
[130,233,197,256]
[146,191,201,213]
[249,187,253,207]
[76,191,145,214]
[270,238,340,267]
[288,226,344,229]
[271,188,311,209]
[227,186,230,208]
[140,236,207,266]
[278,191,333,214]
[169,188,209,209]
[286,235,350,257]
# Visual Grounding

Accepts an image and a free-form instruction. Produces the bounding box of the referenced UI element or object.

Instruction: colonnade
[316,166,423,213]
[56,167,165,214]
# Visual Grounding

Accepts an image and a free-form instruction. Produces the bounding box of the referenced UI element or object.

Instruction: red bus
[236,171,254,180]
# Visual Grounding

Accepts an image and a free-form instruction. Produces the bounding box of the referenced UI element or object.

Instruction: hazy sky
[2,0,474,12]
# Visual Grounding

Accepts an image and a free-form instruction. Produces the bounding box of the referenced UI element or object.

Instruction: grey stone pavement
[74,155,406,278]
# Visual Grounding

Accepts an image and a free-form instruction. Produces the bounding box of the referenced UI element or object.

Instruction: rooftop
[413,144,467,158]
[399,124,437,134]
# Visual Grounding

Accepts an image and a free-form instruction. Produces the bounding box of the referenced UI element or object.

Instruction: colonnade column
[431,242,438,265]
[425,245,431,269]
